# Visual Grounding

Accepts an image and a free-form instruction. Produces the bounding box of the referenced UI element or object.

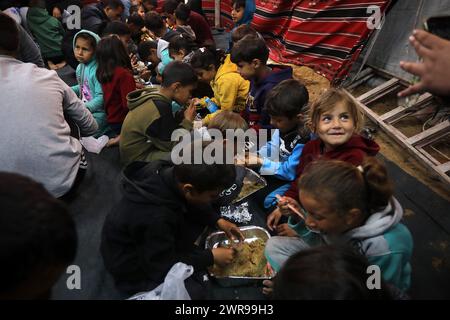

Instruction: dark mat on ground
[51,147,124,300]
[51,146,450,299]
[382,156,450,299]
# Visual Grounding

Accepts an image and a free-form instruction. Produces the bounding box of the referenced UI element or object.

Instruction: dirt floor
[372,126,450,202]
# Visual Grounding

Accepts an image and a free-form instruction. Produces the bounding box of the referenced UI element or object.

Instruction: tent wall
[367,0,450,81]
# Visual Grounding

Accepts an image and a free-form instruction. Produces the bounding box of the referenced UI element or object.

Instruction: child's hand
[267,208,282,231]
[212,247,235,267]
[184,100,197,122]
[192,98,202,107]
[244,153,262,167]
[130,53,138,68]
[234,156,246,166]
[276,223,298,237]
[262,279,274,296]
[217,218,245,242]
[276,195,301,217]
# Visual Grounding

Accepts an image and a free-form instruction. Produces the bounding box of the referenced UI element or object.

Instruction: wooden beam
[437,162,450,174]
[357,78,400,104]
[417,147,443,166]
[380,93,433,123]
[406,120,450,146]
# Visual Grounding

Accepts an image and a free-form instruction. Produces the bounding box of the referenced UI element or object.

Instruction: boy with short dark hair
[231,35,293,131]
[163,0,214,47]
[81,0,125,36]
[127,13,145,44]
[101,141,243,297]
[231,24,258,44]
[144,11,179,42]
[0,172,77,299]
[138,38,172,81]
[238,79,310,212]
[120,61,198,165]
[142,0,157,12]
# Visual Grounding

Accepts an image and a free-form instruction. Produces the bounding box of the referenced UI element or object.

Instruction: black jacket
[80,3,109,35]
[101,161,220,294]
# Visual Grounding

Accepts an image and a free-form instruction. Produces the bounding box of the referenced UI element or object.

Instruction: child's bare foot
[262,279,274,296]
[106,135,120,147]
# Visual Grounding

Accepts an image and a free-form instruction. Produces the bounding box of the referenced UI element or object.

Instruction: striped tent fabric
[251,0,392,84]
[202,0,235,30]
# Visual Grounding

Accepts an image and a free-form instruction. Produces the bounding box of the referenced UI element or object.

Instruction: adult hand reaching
[399,30,450,97]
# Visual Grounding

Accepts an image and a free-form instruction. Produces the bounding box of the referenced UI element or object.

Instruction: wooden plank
[406,120,450,146]
[417,147,442,166]
[380,93,433,123]
[344,89,450,186]
[357,78,400,104]
[437,162,450,174]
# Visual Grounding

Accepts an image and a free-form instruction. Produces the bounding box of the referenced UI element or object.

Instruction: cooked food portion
[211,239,267,277]
[233,179,265,203]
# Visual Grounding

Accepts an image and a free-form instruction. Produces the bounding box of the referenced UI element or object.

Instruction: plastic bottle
[205,98,219,113]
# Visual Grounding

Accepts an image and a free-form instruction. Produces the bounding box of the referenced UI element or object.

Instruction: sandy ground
[370,124,450,202]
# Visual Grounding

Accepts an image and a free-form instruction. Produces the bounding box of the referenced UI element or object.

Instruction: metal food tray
[205,226,274,287]
[232,168,267,204]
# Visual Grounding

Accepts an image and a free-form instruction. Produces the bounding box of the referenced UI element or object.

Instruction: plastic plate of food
[232,168,267,204]
[205,226,274,287]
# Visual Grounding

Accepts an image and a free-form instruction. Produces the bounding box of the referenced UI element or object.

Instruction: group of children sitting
[0,0,413,300]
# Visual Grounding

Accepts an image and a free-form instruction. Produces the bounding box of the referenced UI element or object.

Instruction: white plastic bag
[80,135,109,154]
[128,263,194,300]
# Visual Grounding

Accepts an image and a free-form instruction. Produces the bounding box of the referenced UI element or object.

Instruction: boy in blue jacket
[237,79,310,210]
[231,35,293,131]
[71,29,109,137]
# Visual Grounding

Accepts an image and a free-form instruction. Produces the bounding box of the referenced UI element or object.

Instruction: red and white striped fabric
[201,0,391,84]
[202,0,234,30]
[252,0,392,84]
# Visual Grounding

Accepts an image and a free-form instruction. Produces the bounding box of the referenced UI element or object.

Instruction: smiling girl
[267,88,380,232]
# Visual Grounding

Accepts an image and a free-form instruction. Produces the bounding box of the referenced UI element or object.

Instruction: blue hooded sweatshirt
[228,0,256,50]
[71,30,109,137]
[236,0,255,26]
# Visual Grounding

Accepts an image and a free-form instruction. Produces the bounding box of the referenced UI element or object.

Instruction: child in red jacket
[267,88,380,235]
[96,35,137,146]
